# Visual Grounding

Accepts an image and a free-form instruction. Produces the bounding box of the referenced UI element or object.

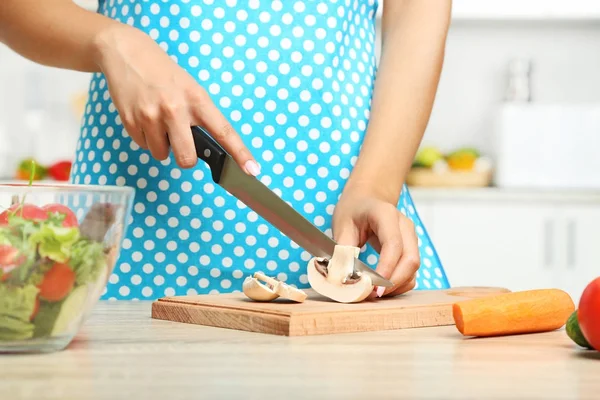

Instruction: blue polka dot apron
[71,0,450,300]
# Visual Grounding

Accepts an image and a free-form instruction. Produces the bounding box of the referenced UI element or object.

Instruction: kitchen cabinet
[409,188,600,303]
[427,201,556,292]
[554,205,600,302]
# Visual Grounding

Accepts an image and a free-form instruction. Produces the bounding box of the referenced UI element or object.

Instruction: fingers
[120,82,256,172]
[368,205,404,282]
[162,104,198,169]
[120,111,148,150]
[190,88,260,176]
[137,104,169,160]
[388,275,417,297]
[382,216,420,297]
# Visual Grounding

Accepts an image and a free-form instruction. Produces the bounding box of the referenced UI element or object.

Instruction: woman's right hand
[92,25,260,175]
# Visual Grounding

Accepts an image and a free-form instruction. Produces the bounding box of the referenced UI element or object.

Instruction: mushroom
[307,245,374,303]
[242,274,279,302]
[242,271,307,303]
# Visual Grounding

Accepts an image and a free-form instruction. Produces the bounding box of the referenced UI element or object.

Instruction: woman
[0,0,451,300]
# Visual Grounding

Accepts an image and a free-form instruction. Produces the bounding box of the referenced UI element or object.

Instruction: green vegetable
[28,224,80,263]
[70,239,106,286]
[566,310,593,349]
[447,147,481,158]
[33,286,88,338]
[0,284,38,340]
[51,285,88,336]
[33,299,64,338]
[413,146,444,169]
[0,229,11,246]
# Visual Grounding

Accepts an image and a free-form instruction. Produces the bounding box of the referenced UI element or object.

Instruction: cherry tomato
[0,203,48,224]
[42,204,78,227]
[0,244,26,280]
[578,276,600,351]
[37,262,76,302]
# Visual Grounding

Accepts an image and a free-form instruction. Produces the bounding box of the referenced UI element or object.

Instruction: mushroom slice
[254,271,307,303]
[307,245,374,303]
[242,275,279,302]
[242,272,308,303]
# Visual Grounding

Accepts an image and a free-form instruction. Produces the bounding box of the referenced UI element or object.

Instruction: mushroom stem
[254,271,279,289]
[325,245,360,284]
[306,245,374,303]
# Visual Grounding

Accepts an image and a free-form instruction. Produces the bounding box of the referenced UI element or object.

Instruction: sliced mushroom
[254,271,307,303]
[242,275,279,301]
[307,245,374,303]
[242,272,307,303]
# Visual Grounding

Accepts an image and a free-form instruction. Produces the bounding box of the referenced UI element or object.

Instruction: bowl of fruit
[0,182,134,353]
[406,146,493,187]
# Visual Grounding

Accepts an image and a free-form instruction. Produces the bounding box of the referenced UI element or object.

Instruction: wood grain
[151,286,511,336]
[1,301,599,400]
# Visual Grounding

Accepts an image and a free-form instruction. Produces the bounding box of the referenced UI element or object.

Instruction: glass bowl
[0,182,134,353]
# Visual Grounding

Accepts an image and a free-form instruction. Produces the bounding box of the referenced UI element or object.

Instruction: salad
[0,200,115,341]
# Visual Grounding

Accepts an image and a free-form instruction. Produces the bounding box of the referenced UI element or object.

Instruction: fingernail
[376,286,386,298]
[244,160,260,176]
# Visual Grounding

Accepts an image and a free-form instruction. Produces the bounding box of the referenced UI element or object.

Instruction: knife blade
[191,126,394,288]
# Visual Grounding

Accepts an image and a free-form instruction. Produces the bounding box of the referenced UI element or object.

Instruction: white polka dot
[267,261,277,271]
[232,270,244,279]
[166,264,177,275]
[199,278,209,289]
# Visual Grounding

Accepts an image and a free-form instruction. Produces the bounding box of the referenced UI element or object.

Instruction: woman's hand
[332,186,419,298]
[93,25,260,174]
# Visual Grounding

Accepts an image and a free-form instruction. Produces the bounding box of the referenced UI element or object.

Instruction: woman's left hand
[332,186,420,298]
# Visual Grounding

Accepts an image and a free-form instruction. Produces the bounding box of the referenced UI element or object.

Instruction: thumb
[333,221,361,247]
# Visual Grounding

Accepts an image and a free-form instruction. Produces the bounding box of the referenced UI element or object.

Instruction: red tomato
[578,276,600,351]
[47,160,72,181]
[42,204,78,227]
[37,262,76,302]
[0,203,48,224]
[0,244,26,280]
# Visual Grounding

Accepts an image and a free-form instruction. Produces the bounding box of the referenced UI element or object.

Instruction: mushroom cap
[242,276,279,301]
[306,248,374,304]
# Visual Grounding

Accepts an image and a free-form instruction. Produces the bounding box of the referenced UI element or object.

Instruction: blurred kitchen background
[1,0,599,301]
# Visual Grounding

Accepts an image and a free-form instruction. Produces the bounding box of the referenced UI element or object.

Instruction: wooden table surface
[1,301,599,400]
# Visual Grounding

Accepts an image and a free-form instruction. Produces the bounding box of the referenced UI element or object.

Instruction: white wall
[424,20,600,158]
[0,45,92,176]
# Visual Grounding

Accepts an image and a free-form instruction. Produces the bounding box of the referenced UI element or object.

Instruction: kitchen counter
[1,301,599,400]
[408,186,600,204]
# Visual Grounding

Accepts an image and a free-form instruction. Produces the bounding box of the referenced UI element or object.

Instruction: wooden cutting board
[151,286,510,336]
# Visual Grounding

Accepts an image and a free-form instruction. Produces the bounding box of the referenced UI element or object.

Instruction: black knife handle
[191,125,227,183]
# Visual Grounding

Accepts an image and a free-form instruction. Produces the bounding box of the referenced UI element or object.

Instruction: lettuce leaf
[0,284,38,340]
[70,239,106,285]
[0,228,12,246]
[28,224,80,263]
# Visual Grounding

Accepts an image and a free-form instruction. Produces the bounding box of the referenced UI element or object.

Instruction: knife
[191,126,394,288]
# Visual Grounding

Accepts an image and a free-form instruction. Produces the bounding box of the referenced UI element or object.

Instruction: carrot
[452,289,575,337]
